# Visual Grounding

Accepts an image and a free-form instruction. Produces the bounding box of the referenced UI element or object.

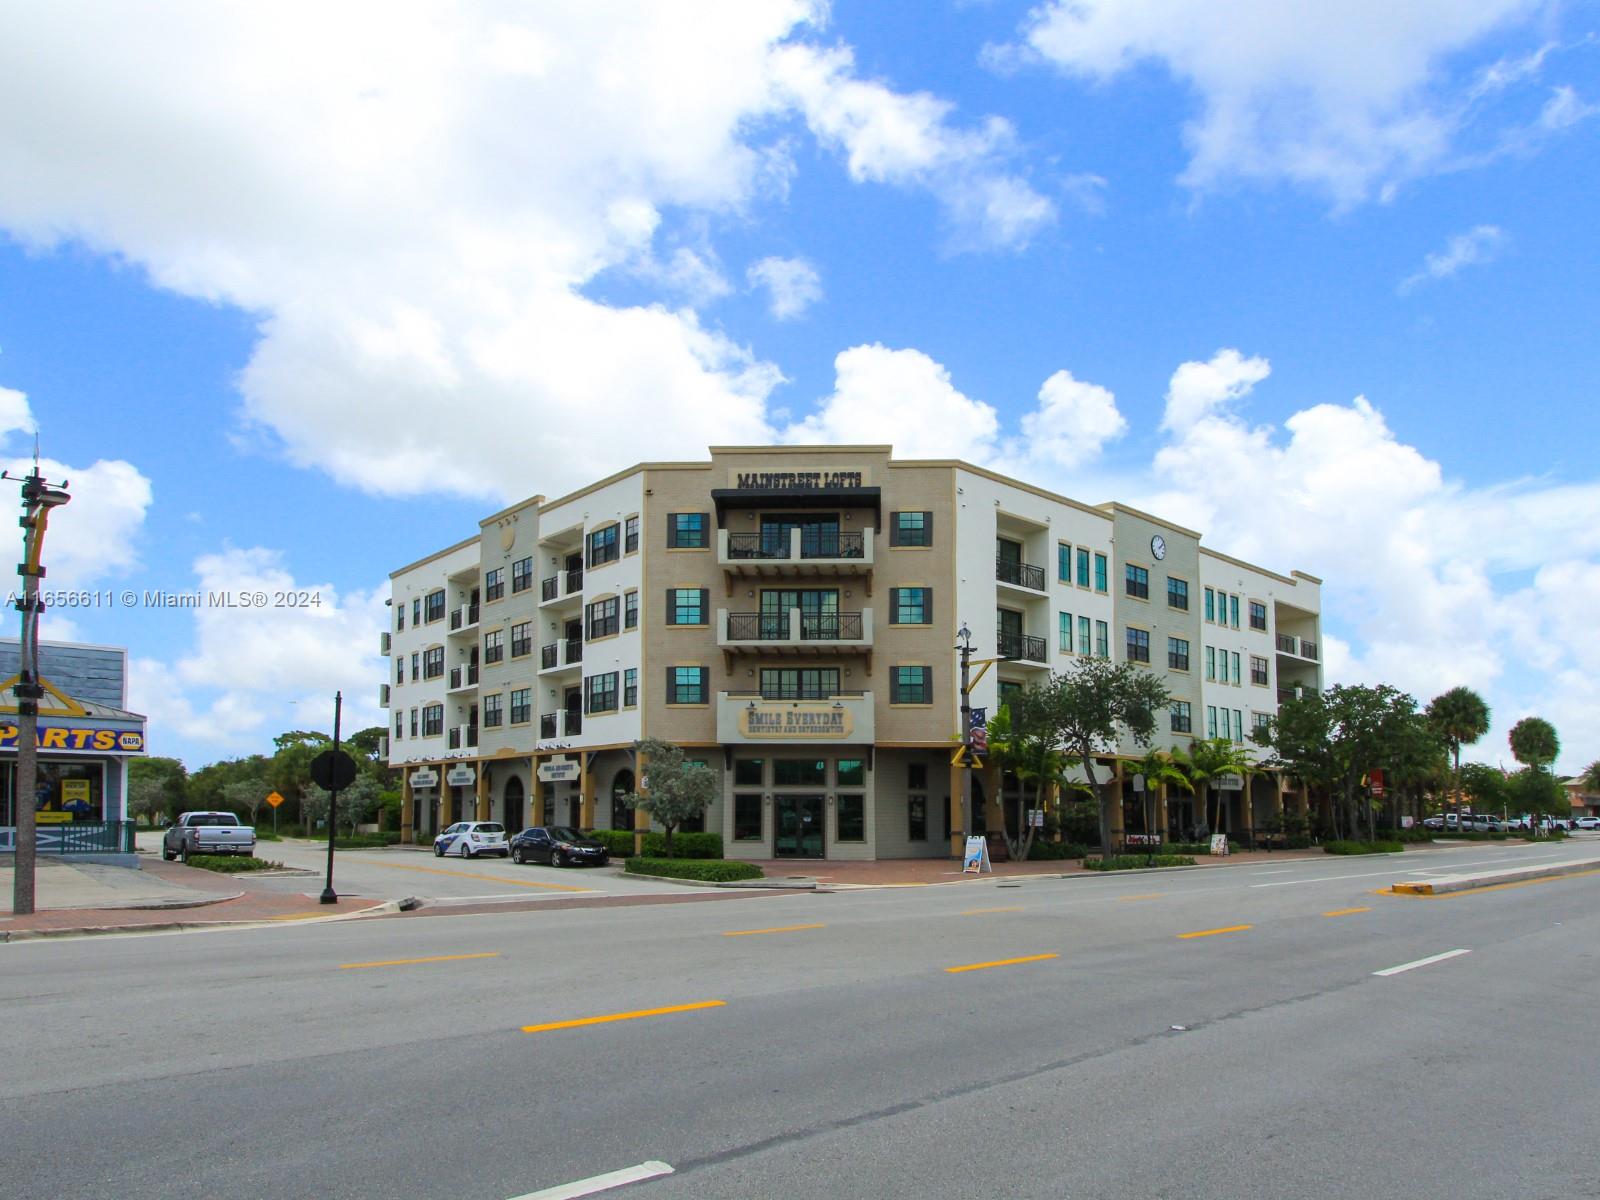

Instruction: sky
[0,1,1596,774]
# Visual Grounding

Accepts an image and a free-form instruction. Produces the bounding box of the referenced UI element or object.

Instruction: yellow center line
[945,952,1059,974]
[1323,907,1372,917]
[1177,924,1253,940]
[1117,893,1163,902]
[362,861,596,892]
[341,952,501,970]
[722,923,826,937]
[960,906,1025,915]
[522,1000,725,1033]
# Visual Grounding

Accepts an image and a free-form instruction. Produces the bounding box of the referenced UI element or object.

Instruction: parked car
[1422,816,1445,830]
[433,821,508,858]
[1504,816,1527,832]
[1574,816,1600,831]
[163,811,255,860]
[508,826,609,867]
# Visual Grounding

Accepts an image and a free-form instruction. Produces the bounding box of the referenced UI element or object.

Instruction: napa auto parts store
[0,638,146,864]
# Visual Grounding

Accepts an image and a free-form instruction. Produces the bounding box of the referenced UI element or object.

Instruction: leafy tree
[1507,768,1567,820]
[1458,763,1509,812]
[299,774,380,836]
[185,754,270,813]
[1171,737,1254,837]
[126,775,170,827]
[1034,658,1172,853]
[1580,760,1600,795]
[622,738,718,857]
[1509,716,1559,773]
[987,694,1079,862]
[1384,710,1449,827]
[222,779,273,826]
[1425,686,1490,810]
[128,756,188,823]
[1131,747,1192,856]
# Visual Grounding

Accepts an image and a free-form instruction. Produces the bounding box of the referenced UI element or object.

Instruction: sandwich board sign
[962,834,992,874]
[1209,833,1230,856]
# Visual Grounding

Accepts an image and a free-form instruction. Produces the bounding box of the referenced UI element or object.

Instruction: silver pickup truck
[163,811,257,860]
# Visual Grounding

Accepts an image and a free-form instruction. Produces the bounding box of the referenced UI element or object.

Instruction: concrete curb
[0,898,394,942]
[1391,859,1600,896]
[618,869,815,891]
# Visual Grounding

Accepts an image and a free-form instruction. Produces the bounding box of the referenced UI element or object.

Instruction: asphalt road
[5,839,1598,1200]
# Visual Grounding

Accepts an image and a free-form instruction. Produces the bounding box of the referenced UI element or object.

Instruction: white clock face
[1151,535,1166,560]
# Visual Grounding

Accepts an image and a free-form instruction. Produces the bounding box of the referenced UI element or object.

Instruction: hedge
[624,857,763,882]
[1323,839,1405,855]
[185,855,285,873]
[1081,855,1196,871]
[586,830,723,859]
[1024,841,1089,861]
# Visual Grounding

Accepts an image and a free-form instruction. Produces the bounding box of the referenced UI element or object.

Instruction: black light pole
[956,622,973,854]
[321,691,342,904]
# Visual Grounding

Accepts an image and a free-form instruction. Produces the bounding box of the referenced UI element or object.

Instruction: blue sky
[0,1,1595,773]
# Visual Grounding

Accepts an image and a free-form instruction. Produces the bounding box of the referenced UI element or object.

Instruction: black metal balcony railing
[541,576,558,602]
[997,630,1048,663]
[467,602,478,625]
[727,531,867,560]
[1300,639,1318,661]
[541,643,558,669]
[1276,634,1297,654]
[800,612,862,640]
[996,558,1047,591]
[449,666,478,689]
[565,639,583,664]
[727,532,787,560]
[726,689,869,701]
[449,609,462,631]
[448,728,461,749]
[466,725,478,748]
[565,568,583,594]
[563,711,582,736]
[726,612,864,641]
[540,714,558,738]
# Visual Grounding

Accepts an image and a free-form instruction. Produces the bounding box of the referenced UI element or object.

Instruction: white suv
[433,821,509,859]
[1575,816,1600,831]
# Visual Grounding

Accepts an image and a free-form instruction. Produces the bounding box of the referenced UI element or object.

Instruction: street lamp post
[956,623,973,854]
[5,463,71,918]
[321,691,342,905]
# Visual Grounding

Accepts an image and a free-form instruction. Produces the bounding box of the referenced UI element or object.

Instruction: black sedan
[508,826,610,867]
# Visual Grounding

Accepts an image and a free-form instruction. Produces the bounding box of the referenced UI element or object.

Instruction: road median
[1390,858,1600,896]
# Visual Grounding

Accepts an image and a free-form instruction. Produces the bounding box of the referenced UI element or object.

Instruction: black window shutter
[665,667,677,702]
[890,671,900,704]
[889,588,899,618]
[698,588,709,621]
[924,589,932,624]
[665,589,676,625]
[889,514,901,547]
[923,512,933,544]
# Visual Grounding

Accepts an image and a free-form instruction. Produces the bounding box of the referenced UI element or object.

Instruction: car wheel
[433,844,444,857]
[551,849,567,868]
[512,846,525,865]
[162,846,175,861]
[462,846,475,859]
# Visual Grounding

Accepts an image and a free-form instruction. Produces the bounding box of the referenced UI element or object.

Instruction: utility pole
[322,691,342,904]
[956,623,974,851]
[5,460,71,917]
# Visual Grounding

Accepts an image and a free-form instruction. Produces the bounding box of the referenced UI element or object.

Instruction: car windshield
[547,827,583,841]
[191,815,238,826]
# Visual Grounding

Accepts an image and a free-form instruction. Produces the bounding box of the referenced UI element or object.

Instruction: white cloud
[1538,85,1599,131]
[1020,370,1127,469]
[1160,348,1272,434]
[1009,0,1557,205]
[0,386,36,439]
[1399,224,1505,293]
[747,255,823,319]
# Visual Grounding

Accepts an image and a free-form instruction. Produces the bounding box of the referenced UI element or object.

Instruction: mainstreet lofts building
[383,446,1323,861]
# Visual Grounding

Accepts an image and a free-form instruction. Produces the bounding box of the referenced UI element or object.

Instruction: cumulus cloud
[1160,348,1271,433]
[747,255,823,319]
[1021,370,1127,469]
[1006,0,1563,205]
[1399,224,1506,293]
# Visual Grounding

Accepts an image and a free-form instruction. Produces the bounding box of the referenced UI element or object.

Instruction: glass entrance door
[774,794,825,857]
[761,588,839,639]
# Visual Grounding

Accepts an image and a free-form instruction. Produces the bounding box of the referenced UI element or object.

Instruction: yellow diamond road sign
[266,791,285,809]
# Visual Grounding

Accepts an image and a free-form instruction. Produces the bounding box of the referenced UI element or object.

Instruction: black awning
[711,487,882,529]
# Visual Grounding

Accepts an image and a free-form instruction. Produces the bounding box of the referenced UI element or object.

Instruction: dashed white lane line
[1373,948,1472,977]
[510,1160,674,1199]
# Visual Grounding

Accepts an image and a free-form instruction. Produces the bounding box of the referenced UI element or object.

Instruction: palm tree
[987,704,1076,861]
[1425,686,1490,812]
[1581,760,1600,795]
[1132,748,1193,859]
[1172,738,1255,838]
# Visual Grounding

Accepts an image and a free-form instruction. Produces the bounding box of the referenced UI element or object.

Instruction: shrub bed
[1081,854,1196,871]
[1162,841,1213,856]
[624,857,762,882]
[587,830,723,859]
[185,855,285,873]
[1024,841,1089,860]
[1323,839,1405,855]
[330,834,392,849]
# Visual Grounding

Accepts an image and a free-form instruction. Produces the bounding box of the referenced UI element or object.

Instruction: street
[3,840,1598,1200]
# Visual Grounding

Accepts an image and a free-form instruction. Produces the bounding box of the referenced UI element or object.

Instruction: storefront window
[5,762,106,824]
[734,759,764,786]
[734,794,763,841]
[836,793,865,841]
[836,759,865,787]
[774,759,827,787]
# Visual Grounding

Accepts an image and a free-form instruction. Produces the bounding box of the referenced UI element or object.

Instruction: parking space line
[340,952,500,970]
[1177,924,1252,940]
[522,1001,725,1034]
[945,953,1058,974]
[509,1160,674,1199]
[364,861,596,892]
[1373,948,1471,976]
[1322,907,1371,918]
[722,923,825,937]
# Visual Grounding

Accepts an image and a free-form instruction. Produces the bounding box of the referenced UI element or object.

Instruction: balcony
[380,631,391,655]
[718,527,874,586]
[1275,634,1320,662]
[563,711,582,737]
[718,607,873,657]
[541,576,558,602]
[379,683,390,708]
[447,724,479,750]
[447,664,479,693]
[996,630,1048,665]
[995,558,1047,594]
[539,569,584,609]
[539,639,583,674]
[448,602,480,636]
[539,714,558,739]
[717,691,876,744]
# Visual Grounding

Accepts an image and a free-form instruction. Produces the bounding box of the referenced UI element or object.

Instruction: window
[1095,620,1109,658]
[423,646,444,678]
[735,759,764,786]
[412,597,422,626]
[423,704,443,736]
[1126,627,1150,663]
[396,605,404,631]
[483,631,504,665]
[998,680,1023,707]
[667,512,708,548]
[1078,615,1091,656]
[891,665,932,704]
[584,672,619,714]
[1218,649,1229,684]
[774,759,826,786]
[624,591,638,630]
[410,708,419,737]
[837,793,865,841]
[1252,711,1271,736]
[667,666,709,705]
[1076,547,1090,588]
[483,693,504,729]
[1093,553,1108,592]
[625,514,639,554]
[586,523,619,567]
[1250,655,1269,686]
[1229,594,1240,629]
[586,596,619,639]
[908,795,927,842]
[1206,646,1216,681]
[510,621,532,658]
[1207,705,1217,738]
[1232,709,1244,743]
[1249,600,1268,632]
[837,758,865,786]
[891,511,931,547]
[1125,564,1149,600]
[1204,587,1215,623]
[890,587,931,624]
[395,659,404,686]
[666,588,708,626]
[1168,577,1189,610]
[1058,543,1071,583]
[1171,700,1192,734]
[1059,611,1073,653]
[1168,637,1190,671]
[761,668,840,700]
[623,668,637,707]
[425,590,445,622]
[411,651,420,682]
[734,793,763,841]
[909,763,927,791]
[510,688,531,724]
[1232,652,1242,686]
[394,712,403,739]
[511,557,533,594]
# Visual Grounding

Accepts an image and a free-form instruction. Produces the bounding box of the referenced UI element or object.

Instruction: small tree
[987,694,1079,862]
[1172,737,1254,838]
[127,776,168,827]
[1425,686,1491,811]
[621,738,718,857]
[1509,716,1560,774]
[299,776,379,836]
[222,778,273,827]
[1131,747,1192,858]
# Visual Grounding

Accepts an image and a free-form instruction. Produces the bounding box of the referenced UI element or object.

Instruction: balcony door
[761,514,839,557]
[760,588,838,639]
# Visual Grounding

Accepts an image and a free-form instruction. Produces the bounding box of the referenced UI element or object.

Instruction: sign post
[266,790,284,835]
[308,694,358,905]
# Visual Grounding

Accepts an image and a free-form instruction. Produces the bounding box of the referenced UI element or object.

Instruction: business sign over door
[739,702,855,740]
[728,467,871,490]
[538,760,582,783]
[445,766,476,787]
[409,769,439,788]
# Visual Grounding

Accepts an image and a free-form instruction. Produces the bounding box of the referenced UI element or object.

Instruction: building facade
[384,447,1323,860]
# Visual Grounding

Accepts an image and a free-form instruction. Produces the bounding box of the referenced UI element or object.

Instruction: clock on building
[1151,534,1166,560]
